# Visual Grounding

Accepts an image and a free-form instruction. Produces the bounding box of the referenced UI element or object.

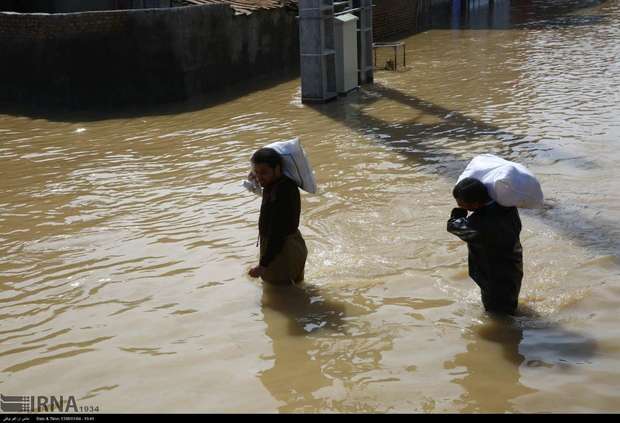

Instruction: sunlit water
[1,0,619,412]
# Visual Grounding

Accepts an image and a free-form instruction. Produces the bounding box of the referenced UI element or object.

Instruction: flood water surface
[1,0,619,413]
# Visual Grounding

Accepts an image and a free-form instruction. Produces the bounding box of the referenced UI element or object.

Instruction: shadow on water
[0,70,300,123]
[445,308,597,412]
[311,80,620,261]
[343,84,528,175]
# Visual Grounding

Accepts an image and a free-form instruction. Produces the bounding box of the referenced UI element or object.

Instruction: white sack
[457,154,544,209]
[243,138,317,195]
[264,138,317,194]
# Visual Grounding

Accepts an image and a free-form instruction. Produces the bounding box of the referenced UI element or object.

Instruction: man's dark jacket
[447,202,523,313]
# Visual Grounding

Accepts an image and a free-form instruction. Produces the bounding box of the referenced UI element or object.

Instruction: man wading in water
[447,178,523,315]
[248,148,308,285]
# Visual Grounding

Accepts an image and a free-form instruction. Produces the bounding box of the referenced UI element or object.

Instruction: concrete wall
[0,5,299,108]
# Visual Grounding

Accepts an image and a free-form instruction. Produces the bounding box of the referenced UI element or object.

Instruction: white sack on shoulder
[241,138,317,195]
[457,154,544,209]
[265,138,317,194]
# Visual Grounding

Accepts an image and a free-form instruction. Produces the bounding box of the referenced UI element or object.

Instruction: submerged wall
[0,4,299,108]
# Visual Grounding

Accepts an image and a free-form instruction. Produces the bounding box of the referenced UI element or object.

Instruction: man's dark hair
[453,177,491,204]
[251,148,282,169]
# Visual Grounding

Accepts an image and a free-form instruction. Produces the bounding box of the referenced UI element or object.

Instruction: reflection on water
[259,284,344,412]
[1,0,620,413]
[259,283,399,412]
[445,315,535,412]
[445,311,598,412]
[448,0,513,29]
[446,0,610,30]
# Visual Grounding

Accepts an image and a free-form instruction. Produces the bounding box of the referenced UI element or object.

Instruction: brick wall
[0,11,130,39]
[373,0,433,41]
[0,0,172,13]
